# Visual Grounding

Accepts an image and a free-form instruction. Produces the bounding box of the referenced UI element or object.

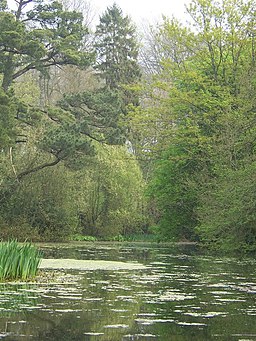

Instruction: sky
[7,0,191,27]
[92,0,190,25]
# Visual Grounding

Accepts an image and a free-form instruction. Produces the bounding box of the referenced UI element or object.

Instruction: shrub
[112,235,125,242]
[71,234,97,242]
[0,240,42,281]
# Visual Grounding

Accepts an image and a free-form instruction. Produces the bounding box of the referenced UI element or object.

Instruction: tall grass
[0,240,42,281]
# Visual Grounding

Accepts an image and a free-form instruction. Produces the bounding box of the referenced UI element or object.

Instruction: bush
[71,234,97,242]
[112,234,125,242]
[0,240,42,281]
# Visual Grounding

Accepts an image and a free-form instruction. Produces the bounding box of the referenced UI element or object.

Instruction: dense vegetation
[0,0,256,252]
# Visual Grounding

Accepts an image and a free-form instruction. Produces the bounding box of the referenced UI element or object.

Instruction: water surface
[0,243,256,340]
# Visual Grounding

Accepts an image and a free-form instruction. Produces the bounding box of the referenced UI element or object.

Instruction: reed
[0,240,42,281]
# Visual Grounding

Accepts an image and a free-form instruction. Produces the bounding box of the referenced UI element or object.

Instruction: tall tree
[94,3,141,107]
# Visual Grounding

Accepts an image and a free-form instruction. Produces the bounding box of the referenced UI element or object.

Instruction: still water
[0,243,256,340]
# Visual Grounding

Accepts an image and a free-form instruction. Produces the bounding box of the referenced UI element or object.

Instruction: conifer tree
[94,3,141,107]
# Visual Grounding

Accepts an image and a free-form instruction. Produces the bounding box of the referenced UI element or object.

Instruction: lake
[0,242,256,340]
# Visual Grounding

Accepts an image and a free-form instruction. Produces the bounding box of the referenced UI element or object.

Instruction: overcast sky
[92,0,191,25]
[7,0,191,27]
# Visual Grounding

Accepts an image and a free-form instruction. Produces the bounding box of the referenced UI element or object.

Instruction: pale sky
[92,0,191,25]
[7,0,191,26]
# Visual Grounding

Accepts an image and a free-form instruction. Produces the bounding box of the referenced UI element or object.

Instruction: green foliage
[111,234,125,242]
[148,144,199,241]
[58,88,124,147]
[73,144,146,238]
[197,113,256,251]
[71,234,97,242]
[197,164,256,252]
[0,0,104,185]
[0,218,41,242]
[0,142,145,241]
[0,88,16,148]
[0,0,145,244]
[13,73,40,106]
[0,240,42,281]
[1,162,78,241]
[122,233,157,242]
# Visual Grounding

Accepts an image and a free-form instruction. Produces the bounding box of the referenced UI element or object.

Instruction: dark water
[0,243,256,340]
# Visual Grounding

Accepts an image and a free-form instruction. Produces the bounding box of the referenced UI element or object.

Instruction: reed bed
[0,240,42,281]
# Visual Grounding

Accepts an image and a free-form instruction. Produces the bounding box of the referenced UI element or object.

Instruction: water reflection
[0,243,256,340]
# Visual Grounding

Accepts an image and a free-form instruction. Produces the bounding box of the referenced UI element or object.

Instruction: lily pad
[39,259,146,271]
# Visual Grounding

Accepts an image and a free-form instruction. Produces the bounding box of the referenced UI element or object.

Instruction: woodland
[0,0,256,252]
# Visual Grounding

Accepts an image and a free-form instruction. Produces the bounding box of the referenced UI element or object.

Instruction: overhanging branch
[17,155,63,181]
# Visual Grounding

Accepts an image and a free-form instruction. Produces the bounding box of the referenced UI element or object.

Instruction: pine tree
[0,0,92,92]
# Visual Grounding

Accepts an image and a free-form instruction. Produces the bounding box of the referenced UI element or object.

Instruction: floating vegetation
[176,322,207,326]
[104,324,129,329]
[39,259,146,270]
[183,311,227,318]
[0,241,42,281]
[123,334,158,339]
[159,291,196,301]
[135,318,175,325]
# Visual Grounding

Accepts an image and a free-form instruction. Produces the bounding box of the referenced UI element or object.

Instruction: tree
[73,144,146,238]
[0,0,97,173]
[147,137,201,241]
[130,0,256,248]
[139,17,195,76]
[35,0,97,106]
[185,0,256,250]
[0,0,93,92]
[94,3,141,107]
